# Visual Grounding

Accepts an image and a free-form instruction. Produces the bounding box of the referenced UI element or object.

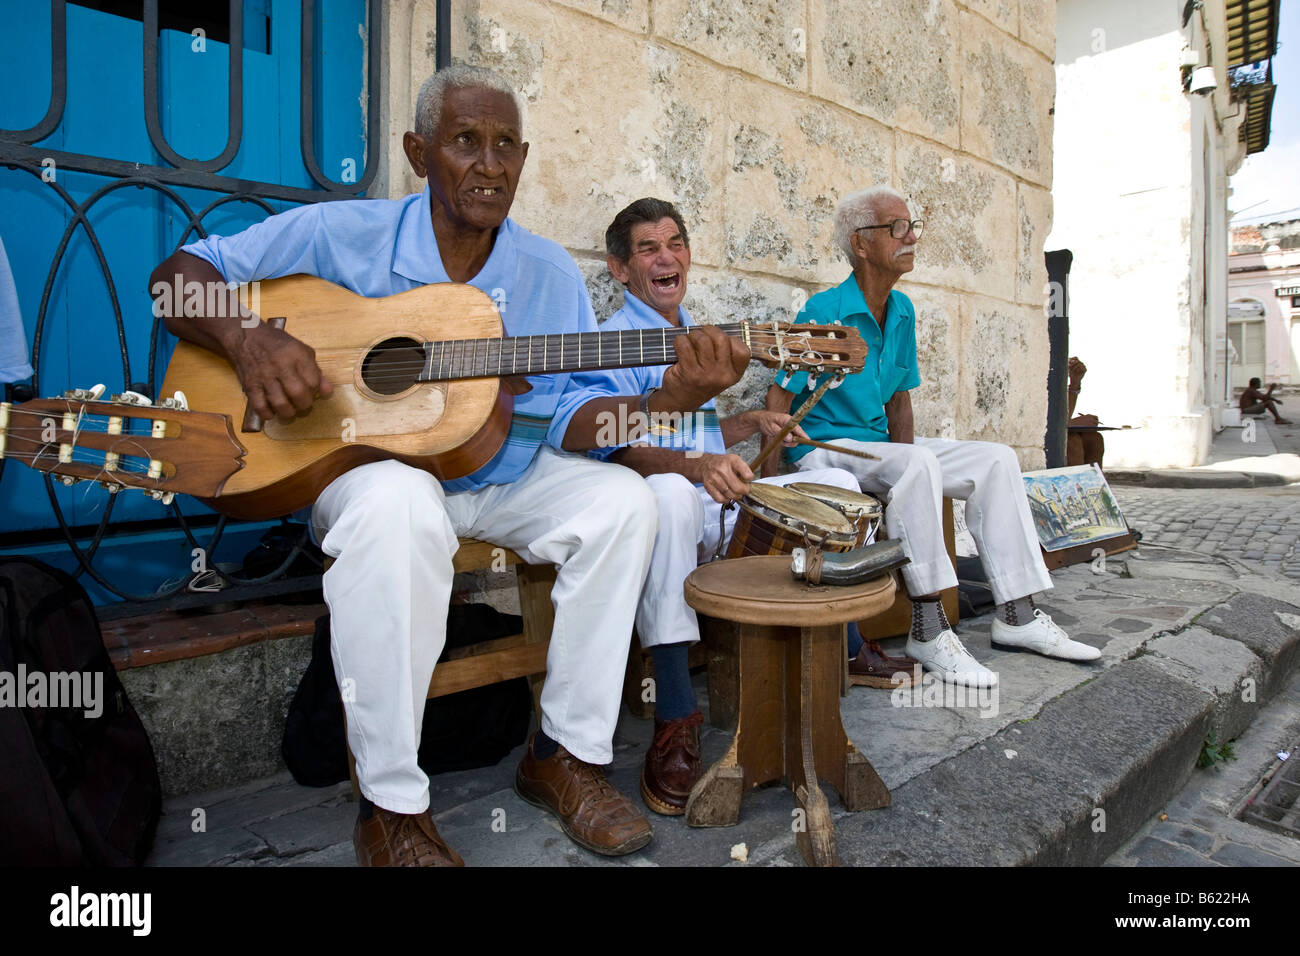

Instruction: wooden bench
[434,540,554,711]
[855,496,960,640]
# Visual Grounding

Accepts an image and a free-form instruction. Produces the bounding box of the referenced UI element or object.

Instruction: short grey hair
[833,185,908,262]
[414,65,521,138]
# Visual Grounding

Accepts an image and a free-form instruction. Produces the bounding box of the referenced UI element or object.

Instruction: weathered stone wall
[381,0,1057,467]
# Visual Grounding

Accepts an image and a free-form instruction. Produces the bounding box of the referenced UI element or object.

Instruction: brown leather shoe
[640,710,703,816]
[514,735,653,856]
[849,640,921,689]
[353,803,465,867]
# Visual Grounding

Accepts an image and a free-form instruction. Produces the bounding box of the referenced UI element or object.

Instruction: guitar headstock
[743,322,868,376]
[1,389,245,503]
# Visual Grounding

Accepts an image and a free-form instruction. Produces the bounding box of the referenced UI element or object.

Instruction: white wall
[1050,0,1236,467]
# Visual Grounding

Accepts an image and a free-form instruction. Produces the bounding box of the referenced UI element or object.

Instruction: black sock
[533,728,560,759]
[359,796,374,819]
[650,642,698,721]
[909,598,951,643]
[997,595,1035,626]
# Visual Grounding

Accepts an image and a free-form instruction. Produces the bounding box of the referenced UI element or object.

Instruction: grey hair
[833,185,908,262]
[414,65,522,138]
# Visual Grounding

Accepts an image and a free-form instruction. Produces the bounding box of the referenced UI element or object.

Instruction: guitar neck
[418,322,750,382]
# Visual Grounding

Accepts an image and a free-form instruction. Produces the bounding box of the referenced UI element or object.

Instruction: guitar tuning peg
[59,475,81,486]
[159,391,189,411]
[63,383,107,402]
[111,390,153,407]
[150,489,175,505]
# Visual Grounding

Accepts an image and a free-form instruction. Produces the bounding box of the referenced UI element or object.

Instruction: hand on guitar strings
[232,322,334,422]
[658,325,750,411]
[700,452,754,505]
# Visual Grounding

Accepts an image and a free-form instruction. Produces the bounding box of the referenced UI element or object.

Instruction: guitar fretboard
[418,322,747,382]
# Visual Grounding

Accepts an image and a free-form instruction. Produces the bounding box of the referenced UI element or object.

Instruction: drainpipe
[436,0,450,69]
[1044,249,1073,468]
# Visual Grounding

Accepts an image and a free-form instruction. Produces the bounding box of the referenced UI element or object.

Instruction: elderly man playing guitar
[150,66,750,866]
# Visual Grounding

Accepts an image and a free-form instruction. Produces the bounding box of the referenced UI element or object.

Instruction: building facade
[1049,0,1278,468]
[1228,219,1300,386]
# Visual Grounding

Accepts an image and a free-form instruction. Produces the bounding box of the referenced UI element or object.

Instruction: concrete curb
[831,588,1300,866]
[1107,469,1288,488]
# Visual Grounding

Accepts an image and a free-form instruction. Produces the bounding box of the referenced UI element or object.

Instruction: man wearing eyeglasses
[767,186,1100,689]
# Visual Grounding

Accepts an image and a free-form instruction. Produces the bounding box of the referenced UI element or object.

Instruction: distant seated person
[1066,356,1104,468]
[1239,377,1290,425]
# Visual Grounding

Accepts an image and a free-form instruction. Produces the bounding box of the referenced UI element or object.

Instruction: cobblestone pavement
[1113,485,1300,580]
[1107,671,1300,867]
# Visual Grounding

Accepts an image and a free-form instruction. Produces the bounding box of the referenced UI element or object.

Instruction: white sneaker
[991,609,1101,661]
[904,630,999,688]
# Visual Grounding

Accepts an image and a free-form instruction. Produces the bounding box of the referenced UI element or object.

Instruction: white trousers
[799,438,1051,606]
[311,448,656,814]
[637,468,859,649]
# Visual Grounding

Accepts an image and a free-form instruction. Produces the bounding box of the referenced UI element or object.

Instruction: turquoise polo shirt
[782,276,921,462]
[180,187,597,493]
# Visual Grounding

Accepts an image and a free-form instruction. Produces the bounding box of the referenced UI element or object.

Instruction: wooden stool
[682,555,896,866]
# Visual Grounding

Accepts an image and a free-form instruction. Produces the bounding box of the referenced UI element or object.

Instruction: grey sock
[910,598,951,643]
[997,595,1035,626]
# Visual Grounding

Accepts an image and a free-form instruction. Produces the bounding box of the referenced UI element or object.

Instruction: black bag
[955,555,996,619]
[282,604,533,787]
[0,557,162,866]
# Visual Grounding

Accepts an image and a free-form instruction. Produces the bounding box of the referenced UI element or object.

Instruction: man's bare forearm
[720,409,763,447]
[564,373,745,451]
[610,446,708,482]
[150,250,248,361]
[886,390,914,444]
[765,384,795,414]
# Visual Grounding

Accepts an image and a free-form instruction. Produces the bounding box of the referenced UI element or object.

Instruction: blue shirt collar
[620,290,694,328]
[392,185,518,293]
[834,273,902,333]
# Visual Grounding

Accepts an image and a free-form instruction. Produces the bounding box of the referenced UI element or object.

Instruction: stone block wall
[380,0,1057,467]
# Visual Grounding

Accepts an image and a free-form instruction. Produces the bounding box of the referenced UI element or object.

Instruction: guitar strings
[2,407,169,479]
[352,324,838,386]
[0,324,841,418]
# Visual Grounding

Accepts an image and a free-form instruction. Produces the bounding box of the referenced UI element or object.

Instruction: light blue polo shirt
[783,276,921,461]
[552,292,725,470]
[180,187,597,492]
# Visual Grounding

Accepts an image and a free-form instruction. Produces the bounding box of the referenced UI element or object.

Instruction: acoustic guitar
[0,275,867,520]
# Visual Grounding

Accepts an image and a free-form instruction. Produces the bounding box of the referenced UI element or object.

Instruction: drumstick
[747,374,837,475]
[791,437,880,461]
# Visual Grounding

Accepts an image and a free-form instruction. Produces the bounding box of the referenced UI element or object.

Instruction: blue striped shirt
[181,187,596,492]
[555,292,726,472]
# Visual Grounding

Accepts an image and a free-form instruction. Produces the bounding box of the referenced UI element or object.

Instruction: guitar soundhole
[361,337,424,395]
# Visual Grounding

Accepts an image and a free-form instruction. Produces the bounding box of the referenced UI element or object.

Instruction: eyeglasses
[856,219,924,240]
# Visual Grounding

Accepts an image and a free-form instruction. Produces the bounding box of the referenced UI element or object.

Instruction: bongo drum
[725,483,858,559]
[786,483,883,548]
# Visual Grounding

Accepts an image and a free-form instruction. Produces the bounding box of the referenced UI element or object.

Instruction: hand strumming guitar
[151,250,333,423]
[229,321,334,422]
